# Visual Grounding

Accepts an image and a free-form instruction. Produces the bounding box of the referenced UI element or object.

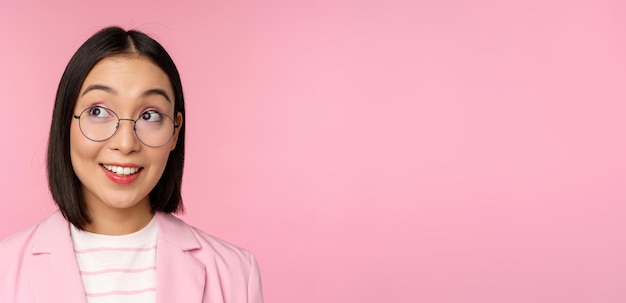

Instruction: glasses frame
[73,106,180,148]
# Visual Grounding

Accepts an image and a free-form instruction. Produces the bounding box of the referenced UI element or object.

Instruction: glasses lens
[135,111,175,147]
[78,106,119,142]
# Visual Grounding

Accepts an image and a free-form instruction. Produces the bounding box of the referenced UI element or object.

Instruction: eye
[87,106,110,118]
[140,110,163,122]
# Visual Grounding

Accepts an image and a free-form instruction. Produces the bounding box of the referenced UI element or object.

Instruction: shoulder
[0,222,39,263]
[0,212,67,292]
[192,222,253,257]
[156,212,257,267]
[0,212,61,258]
[0,211,67,257]
[157,213,265,302]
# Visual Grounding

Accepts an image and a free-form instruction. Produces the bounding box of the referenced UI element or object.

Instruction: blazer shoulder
[156,213,265,302]
[188,224,265,302]
[0,211,67,261]
[0,218,43,258]
[158,213,256,268]
[191,224,254,259]
[0,213,55,289]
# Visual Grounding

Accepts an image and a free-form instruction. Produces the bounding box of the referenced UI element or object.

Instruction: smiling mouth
[101,164,142,176]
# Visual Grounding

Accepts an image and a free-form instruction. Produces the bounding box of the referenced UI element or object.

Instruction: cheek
[151,149,172,171]
[145,148,173,184]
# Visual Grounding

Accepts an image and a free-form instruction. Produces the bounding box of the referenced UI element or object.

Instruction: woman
[0,26,264,303]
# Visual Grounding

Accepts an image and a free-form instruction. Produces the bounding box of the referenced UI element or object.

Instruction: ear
[170,112,183,151]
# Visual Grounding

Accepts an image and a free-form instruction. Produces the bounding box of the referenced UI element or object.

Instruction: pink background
[1,0,625,302]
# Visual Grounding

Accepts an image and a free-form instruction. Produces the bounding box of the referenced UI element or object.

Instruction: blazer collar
[155,212,201,251]
[30,211,72,254]
[28,211,87,303]
[155,212,207,303]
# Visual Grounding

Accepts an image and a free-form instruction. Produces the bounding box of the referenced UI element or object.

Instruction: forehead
[80,55,173,99]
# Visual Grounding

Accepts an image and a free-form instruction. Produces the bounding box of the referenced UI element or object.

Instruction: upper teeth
[103,164,139,176]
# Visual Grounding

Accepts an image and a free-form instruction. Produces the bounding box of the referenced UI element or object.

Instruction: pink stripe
[85,288,156,297]
[80,266,156,275]
[75,245,156,254]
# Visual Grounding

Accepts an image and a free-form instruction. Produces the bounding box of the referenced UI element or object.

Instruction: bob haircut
[47,26,186,230]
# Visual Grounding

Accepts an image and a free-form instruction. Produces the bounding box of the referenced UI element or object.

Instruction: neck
[84,201,154,235]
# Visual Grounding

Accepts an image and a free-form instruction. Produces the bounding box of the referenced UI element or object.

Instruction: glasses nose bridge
[114,117,139,142]
[117,117,138,129]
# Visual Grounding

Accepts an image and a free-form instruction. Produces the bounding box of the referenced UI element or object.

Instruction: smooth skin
[70,55,183,235]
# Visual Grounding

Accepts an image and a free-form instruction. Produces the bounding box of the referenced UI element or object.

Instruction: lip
[100,163,143,184]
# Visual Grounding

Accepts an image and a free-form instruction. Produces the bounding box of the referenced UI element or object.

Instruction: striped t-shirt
[70,217,158,303]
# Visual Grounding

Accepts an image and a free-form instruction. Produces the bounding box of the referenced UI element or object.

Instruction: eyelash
[81,102,167,116]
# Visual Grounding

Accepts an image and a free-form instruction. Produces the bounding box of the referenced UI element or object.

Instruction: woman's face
[70,55,181,218]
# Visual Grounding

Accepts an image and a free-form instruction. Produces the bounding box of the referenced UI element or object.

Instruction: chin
[100,196,150,210]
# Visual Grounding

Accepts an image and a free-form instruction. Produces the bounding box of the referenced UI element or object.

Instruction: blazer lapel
[24,212,207,302]
[27,212,87,303]
[155,213,206,302]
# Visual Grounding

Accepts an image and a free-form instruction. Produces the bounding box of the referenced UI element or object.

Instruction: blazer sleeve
[248,253,264,303]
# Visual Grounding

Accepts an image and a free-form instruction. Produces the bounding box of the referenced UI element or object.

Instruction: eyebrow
[81,84,115,96]
[80,84,172,103]
[141,88,172,103]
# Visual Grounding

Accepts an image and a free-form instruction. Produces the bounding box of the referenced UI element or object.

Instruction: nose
[108,118,141,154]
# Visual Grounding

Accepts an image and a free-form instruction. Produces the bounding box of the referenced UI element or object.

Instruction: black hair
[47,26,186,229]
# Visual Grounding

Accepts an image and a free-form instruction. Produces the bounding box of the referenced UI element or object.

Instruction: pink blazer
[0,211,264,303]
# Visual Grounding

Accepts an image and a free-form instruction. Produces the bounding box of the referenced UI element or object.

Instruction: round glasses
[73,106,179,147]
